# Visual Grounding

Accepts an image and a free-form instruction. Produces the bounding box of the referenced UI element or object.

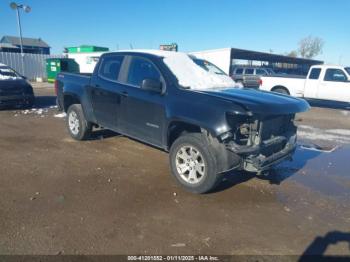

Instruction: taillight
[54,80,58,96]
[259,79,263,86]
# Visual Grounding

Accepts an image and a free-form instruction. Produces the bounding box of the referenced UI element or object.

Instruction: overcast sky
[1,0,349,65]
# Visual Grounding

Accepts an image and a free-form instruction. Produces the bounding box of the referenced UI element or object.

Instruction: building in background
[0,35,50,54]
[65,45,109,73]
[191,47,324,76]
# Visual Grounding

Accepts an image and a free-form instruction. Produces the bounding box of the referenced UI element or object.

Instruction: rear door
[119,55,166,147]
[316,68,350,102]
[89,55,126,130]
[244,68,256,87]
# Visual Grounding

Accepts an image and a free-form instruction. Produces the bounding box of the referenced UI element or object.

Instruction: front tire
[66,104,92,140]
[169,133,221,194]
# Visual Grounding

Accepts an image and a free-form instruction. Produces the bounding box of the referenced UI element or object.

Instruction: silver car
[231,67,275,88]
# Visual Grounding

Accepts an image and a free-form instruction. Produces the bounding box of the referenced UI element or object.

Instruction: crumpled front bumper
[226,134,297,172]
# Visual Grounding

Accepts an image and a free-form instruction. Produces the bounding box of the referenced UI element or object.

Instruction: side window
[245,68,254,75]
[127,57,161,87]
[324,69,347,82]
[308,68,321,80]
[235,68,243,75]
[98,56,124,81]
[256,69,267,75]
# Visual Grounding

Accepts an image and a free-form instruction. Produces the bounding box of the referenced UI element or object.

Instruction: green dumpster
[46,58,80,83]
[66,45,109,53]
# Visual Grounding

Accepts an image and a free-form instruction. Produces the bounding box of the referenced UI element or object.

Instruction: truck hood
[199,88,310,115]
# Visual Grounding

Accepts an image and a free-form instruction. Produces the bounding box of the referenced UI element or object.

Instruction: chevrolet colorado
[56,50,309,194]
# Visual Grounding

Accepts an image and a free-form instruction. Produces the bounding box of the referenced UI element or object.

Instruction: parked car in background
[259,65,350,103]
[231,67,275,88]
[0,63,34,108]
[56,50,309,194]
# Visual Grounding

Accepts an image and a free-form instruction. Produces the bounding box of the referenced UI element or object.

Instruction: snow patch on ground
[298,124,350,144]
[14,105,65,119]
[54,112,66,118]
[340,110,350,116]
[14,107,55,118]
[21,108,48,116]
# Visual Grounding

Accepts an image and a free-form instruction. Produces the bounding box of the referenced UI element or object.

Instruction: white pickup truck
[259,65,350,103]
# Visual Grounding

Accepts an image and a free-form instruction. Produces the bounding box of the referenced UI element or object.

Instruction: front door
[317,68,350,103]
[120,56,166,147]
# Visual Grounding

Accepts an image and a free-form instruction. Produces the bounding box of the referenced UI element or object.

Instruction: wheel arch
[63,93,81,112]
[167,121,202,150]
[166,120,241,173]
[271,85,290,95]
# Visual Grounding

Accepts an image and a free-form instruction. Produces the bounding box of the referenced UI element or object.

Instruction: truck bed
[56,72,92,110]
[259,74,306,97]
[267,74,306,79]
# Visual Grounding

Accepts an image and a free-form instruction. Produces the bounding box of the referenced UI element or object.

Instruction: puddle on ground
[271,143,350,198]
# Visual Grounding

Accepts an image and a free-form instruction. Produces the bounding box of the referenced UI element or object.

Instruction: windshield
[0,66,20,78]
[162,53,236,90]
[192,58,226,75]
[345,67,350,75]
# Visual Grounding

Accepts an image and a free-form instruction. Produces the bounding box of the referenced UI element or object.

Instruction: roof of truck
[110,49,186,58]
[311,64,347,69]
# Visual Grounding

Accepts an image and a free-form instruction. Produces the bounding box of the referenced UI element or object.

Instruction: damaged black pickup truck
[56,50,309,194]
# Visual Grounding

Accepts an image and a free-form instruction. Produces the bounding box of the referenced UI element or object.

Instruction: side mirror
[141,79,163,94]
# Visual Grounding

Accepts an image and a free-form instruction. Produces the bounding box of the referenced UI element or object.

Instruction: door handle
[121,91,128,97]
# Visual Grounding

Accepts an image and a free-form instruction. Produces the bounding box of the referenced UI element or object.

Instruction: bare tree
[287,50,298,58]
[298,36,324,59]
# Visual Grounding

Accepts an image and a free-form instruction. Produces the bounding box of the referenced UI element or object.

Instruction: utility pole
[10,2,31,76]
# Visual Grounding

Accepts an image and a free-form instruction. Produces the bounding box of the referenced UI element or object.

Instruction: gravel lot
[0,83,349,257]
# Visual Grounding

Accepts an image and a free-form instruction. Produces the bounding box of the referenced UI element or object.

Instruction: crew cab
[259,65,350,103]
[0,63,34,108]
[56,50,309,194]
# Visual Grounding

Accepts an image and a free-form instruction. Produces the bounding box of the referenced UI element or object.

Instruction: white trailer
[190,48,232,75]
[67,52,107,73]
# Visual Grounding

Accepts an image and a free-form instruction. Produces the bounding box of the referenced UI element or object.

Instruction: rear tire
[272,87,289,95]
[169,133,221,194]
[66,104,92,140]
